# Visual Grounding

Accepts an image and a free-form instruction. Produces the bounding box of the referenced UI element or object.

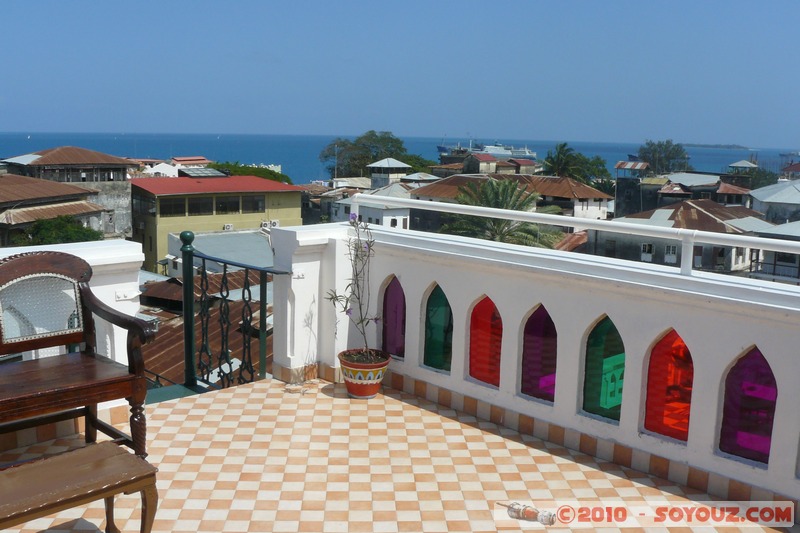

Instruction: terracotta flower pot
[338,349,390,399]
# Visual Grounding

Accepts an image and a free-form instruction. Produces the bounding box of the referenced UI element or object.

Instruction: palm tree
[541,142,586,180]
[440,179,563,248]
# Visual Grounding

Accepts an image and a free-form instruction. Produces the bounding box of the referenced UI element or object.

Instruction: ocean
[0,132,792,184]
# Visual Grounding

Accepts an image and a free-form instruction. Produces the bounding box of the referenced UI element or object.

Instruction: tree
[539,142,610,184]
[319,130,435,178]
[541,142,584,179]
[9,216,103,246]
[209,162,293,184]
[637,139,692,174]
[440,179,563,248]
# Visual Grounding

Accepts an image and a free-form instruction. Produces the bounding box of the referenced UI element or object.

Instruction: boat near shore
[437,140,537,159]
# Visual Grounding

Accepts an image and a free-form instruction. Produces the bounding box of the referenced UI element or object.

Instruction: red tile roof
[469,153,497,162]
[131,175,303,196]
[19,146,133,166]
[508,159,536,166]
[782,162,800,173]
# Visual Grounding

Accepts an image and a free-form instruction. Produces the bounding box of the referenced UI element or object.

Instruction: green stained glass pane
[424,285,453,371]
[583,316,625,421]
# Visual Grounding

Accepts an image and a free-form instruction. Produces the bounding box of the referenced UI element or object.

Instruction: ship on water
[437,140,537,159]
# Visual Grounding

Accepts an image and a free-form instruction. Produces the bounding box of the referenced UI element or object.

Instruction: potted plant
[327,213,390,399]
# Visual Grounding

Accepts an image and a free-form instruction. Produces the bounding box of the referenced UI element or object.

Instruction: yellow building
[131,175,303,272]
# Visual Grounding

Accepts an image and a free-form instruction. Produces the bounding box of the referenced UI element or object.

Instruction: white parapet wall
[273,219,800,502]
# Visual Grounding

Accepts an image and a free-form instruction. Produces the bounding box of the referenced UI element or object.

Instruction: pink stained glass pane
[520,306,557,402]
[381,277,405,357]
[719,348,777,463]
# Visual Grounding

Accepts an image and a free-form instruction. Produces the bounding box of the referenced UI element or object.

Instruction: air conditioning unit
[223,223,234,231]
[269,220,280,228]
[260,221,271,229]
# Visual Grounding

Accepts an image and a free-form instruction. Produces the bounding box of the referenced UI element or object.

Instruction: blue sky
[2,1,798,147]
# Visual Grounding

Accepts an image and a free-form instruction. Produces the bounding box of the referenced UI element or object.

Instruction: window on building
[216,196,240,215]
[719,347,776,463]
[469,297,502,387]
[188,197,213,216]
[242,195,266,213]
[381,276,405,358]
[159,198,185,217]
[390,219,398,228]
[132,194,156,217]
[583,316,625,421]
[345,206,351,215]
[520,306,557,402]
[641,243,654,262]
[424,285,453,372]
[665,244,678,264]
[644,329,693,441]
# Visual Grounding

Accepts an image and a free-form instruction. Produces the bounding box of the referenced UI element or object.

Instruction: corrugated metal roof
[757,220,800,239]
[172,156,213,164]
[614,161,650,170]
[750,180,800,203]
[0,173,97,204]
[717,182,750,195]
[727,216,774,233]
[620,199,770,233]
[5,146,133,167]
[469,153,497,162]
[178,167,227,177]
[641,177,670,185]
[508,159,537,166]
[131,175,302,196]
[667,172,721,187]
[2,154,41,165]
[412,174,612,201]
[367,158,411,169]
[730,160,757,168]
[782,162,800,173]
[0,200,106,225]
[191,231,273,268]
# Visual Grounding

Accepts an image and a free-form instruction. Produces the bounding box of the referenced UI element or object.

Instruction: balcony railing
[179,231,289,390]
[271,196,800,503]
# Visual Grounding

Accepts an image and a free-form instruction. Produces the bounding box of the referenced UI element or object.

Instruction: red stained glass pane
[521,306,557,402]
[719,348,776,463]
[644,330,693,441]
[469,297,502,387]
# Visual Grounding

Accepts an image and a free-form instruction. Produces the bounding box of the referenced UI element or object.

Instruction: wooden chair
[0,251,157,458]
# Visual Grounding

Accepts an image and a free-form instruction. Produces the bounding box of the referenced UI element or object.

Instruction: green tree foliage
[319,130,435,178]
[209,162,293,184]
[9,216,103,246]
[592,178,616,196]
[749,168,780,190]
[637,139,692,174]
[440,179,563,248]
[539,142,610,184]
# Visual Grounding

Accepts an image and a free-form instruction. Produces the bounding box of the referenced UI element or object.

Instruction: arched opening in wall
[644,329,693,441]
[583,316,625,421]
[719,347,776,464]
[381,276,405,358]
[520,305,557,402]
[423,284,453,372]
[469,296,502,387]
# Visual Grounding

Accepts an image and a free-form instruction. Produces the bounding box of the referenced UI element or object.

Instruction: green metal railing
[180,231,289,390]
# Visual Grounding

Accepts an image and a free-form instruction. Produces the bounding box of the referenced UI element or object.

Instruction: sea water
[0,132,792,184]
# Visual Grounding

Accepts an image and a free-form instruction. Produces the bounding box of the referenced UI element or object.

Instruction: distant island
[681,143,749,150]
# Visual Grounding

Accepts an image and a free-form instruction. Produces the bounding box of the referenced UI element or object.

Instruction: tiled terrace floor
[0,379,789,532]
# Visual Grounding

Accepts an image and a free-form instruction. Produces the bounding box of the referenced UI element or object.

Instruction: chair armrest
[79,283,157,375]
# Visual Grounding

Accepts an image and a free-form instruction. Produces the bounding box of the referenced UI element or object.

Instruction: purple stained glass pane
[381,276,405,357]
[520,306,557,402]
[719,348,777,463]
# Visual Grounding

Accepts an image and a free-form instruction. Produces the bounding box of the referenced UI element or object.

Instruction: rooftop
[3,146,133,167]
[1,378,777,533]
[131,175,303,196]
